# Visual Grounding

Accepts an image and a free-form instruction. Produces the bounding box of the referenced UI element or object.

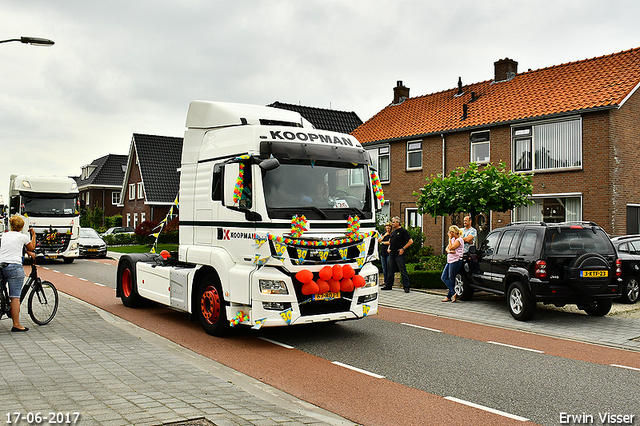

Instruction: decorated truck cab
[116,101,383,336]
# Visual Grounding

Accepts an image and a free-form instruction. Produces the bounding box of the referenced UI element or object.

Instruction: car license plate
[580,270,608,278]
[45,255,58,259]
[313,291,340,301]
[88,248,97,252]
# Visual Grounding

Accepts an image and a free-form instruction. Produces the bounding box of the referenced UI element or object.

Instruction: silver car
[78,227,107,258]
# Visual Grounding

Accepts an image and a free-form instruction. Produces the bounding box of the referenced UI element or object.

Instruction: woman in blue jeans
[441,225,464,302]
[0,215,36,332]
[378,223,392,286]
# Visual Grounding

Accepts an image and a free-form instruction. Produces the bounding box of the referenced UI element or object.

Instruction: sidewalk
[0,292,354,426]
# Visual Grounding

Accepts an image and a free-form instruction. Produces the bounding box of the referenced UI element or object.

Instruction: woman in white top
[0,215,36,332]
[441,225,464,303]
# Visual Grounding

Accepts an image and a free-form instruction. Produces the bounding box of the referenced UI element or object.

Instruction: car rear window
[544,228,614,255]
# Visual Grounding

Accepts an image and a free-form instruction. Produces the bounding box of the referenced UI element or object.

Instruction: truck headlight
[259,279,288,294]
[70,243,78,250]
[364,273,378,288]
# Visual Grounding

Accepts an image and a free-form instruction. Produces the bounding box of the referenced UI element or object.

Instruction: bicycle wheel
[28,280,59,325]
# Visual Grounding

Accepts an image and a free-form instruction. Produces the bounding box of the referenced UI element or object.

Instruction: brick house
[119,133,183,229]
[75,154,128,225]
[353,47,640,253]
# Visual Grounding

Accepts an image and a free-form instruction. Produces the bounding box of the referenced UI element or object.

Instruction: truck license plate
[580,270,608,278]
[313,291,340,301]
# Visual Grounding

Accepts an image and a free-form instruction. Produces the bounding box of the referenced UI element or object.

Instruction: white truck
[8,175,80,263]
[116,101,381,336]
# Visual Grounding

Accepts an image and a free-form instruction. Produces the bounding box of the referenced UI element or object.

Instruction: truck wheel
[196,275,230,336]
[117,259,142,308]
[63,257,74,264]
[620,276,640,304]
[507,281,535,321]
[454,273,474,301]
[583,299,613,316]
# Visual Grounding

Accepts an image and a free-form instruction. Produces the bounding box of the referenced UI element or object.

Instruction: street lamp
[0,36,55,47]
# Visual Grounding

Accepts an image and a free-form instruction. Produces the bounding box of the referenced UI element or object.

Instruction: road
[36,257,640,426]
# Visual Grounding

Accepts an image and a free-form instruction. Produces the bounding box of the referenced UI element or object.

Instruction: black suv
[455,221,622,321]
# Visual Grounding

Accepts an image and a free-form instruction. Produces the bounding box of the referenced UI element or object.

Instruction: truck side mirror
[259,158,280,171]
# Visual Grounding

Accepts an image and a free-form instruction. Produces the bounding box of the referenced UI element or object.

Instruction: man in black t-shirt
[382,216,413,293]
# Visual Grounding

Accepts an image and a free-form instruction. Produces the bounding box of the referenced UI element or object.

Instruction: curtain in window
[565,197,581,221]
[535,120,581,170]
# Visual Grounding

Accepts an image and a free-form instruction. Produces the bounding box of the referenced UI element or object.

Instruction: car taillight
[616,259,622,278]
[535,260,547,279]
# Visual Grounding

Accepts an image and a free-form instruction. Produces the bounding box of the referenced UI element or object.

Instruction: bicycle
[1,262,59,326]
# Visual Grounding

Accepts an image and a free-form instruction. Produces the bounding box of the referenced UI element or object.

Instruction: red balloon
[295,269,314,283]
[353,275,366,288]
[340,278,354,292]
[317,279,330,294]
[301,280,320,295]
[332,264,343,281]
[328,278,341,293]
[319,266,333,281]
[342,264,355,279]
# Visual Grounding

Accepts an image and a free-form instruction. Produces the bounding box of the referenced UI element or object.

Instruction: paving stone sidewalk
[0,294,354,426]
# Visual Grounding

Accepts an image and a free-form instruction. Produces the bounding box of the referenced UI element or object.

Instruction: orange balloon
[332,264,343,281]
[295,269,314,283]
[340,278,354,292]
[319,266,333,281]
[317,279,330,294]
[342,264,355,279]
[301,280,320,295]
[353,275,366,288]
[328,278,341,293]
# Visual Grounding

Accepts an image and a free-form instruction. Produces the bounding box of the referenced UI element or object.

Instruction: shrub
[406,227,425,263]
[406,263,447,289]
[135,220,159,236]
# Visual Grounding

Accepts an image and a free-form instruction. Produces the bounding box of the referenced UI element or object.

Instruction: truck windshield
[21,193,78,217]
[263,160,372,220]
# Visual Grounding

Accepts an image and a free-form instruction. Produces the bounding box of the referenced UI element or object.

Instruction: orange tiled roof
[352,47,640,144]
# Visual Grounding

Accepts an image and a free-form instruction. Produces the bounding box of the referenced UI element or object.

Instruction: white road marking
[445,396,530,421]
[258,337,294,349]
[611,364,640,372]
[77,277,88,281]
[487,341,544,353]
[401,322,443,333]
[332,361,385,378]
[94,283,106,287]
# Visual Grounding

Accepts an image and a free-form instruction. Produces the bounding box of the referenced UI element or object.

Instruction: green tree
[414,161,533,221]
[80,203,105,230]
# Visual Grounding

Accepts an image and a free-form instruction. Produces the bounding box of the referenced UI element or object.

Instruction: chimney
[494,58,518,82]
[393,80,410,104]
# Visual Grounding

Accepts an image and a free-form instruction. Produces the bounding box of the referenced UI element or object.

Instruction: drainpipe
[441,133,446,254]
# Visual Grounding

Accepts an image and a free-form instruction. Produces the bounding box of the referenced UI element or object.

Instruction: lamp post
[0,36,54,47]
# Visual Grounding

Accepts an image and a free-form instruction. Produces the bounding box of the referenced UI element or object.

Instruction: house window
[128,183,135,200]
[515,195,582,223]
[112,191,120,205]
[140,212,145,223]
[133,213,138,229]
[406,141,422,170]
[470,131,490,164]
[378,146,390,183]
[513,119,582,172]
[137,182,144,199]
[405,208,422,230]
[126,213,131,227]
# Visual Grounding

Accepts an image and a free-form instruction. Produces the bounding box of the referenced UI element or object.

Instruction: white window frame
[512,117,582,173]
[137,182,144,200]
[513,193,583,223]
[405,208,423,230]
[128,183,135,201]
[470,130,490,164]
[406,140,422,171]
[126,213,131,227]
[378,146,390,183]
[133,213,138,229]
[140,212,146,223]
[111,191,120,205]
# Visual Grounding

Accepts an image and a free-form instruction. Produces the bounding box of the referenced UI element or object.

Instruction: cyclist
[0,215,36,332]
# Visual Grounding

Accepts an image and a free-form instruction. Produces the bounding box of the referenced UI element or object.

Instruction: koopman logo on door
[221,229,257,240]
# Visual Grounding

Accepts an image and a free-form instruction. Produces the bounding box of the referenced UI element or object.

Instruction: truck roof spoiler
[186,101,313,129]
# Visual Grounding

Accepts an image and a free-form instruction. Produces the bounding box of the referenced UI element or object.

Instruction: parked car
[455,221,622,321]
[609,235,640,304]
[78,227,107,258]
[101,226,135,237]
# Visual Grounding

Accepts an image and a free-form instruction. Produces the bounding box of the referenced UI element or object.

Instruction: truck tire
[454,273,474,301]
[196,274,230,336]
[507,281,535,321]
[117,258,143,308]
[63,257,74,264]
[583,299,613,316]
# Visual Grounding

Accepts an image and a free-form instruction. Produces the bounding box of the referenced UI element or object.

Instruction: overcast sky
[1,0,639,197]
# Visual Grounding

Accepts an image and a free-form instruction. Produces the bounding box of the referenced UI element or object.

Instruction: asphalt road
[38,257,640,426]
